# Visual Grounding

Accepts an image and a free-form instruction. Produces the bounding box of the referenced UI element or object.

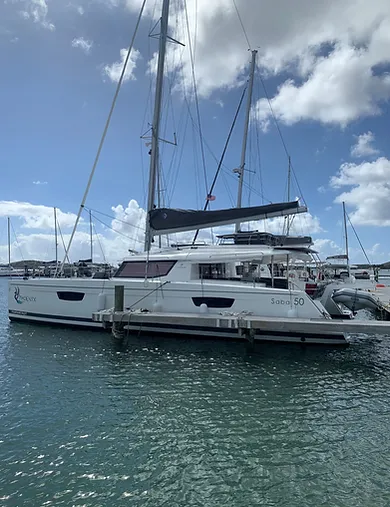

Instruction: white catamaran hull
[8,278,346,345]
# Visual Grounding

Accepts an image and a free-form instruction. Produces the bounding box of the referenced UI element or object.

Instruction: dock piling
[112,285,125,340]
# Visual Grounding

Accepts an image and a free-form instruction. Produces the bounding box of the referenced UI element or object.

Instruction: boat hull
[8,278,347,345]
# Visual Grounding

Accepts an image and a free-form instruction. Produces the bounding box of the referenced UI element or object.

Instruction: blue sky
[1,0,390,264]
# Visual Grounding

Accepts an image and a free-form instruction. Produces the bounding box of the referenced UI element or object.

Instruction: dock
[92,308,390,341]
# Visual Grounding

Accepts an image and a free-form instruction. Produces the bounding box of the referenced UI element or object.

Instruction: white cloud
[350,131,379,158]
[0,201,78,230]
[0,201,145,265]
[330,157,390,226]
[19,0,55,31]
[0,199,203,264]
[10,1,390,129]
[72,37,93,54]
[0,231,110,265]
[317,186,326,194]
[102,48,141,83]
[311,238,387,263]
[255,43,390,128]
[124,0,390,127]
[110,199,147,252]
[33,180,48,185]
[77,6,84,15]
[367,242,381,257]
[313,238,343,259]
[109,199,215,252]
[0,199,324,264]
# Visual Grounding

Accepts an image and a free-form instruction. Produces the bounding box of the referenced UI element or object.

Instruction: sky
[1,0,390,266]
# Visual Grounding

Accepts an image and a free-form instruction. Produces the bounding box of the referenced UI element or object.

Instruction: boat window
[57,291,85,301]
[199,263,226,280]
[192,297,234,308]
[114,260,176,279]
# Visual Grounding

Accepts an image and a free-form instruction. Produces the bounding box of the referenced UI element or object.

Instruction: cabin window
[235,265,244,276]
[198,263,226,280]
[192,297,234,308]
[114,260,176,279]
[57,291,85,301]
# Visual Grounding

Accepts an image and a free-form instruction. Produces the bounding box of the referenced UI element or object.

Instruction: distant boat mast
[54,207,58,267]
[342,201,350,278]
[7,217,11,268]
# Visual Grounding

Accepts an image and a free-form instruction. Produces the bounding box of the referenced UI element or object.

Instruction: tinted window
[57,291,85,301]
[192,297,234,308]
[199,263,226,280]
[114,260,176,279]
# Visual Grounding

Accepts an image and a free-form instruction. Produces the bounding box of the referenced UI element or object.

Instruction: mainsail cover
[149,200,307,235]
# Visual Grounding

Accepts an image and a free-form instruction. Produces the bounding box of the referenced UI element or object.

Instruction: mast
[235,49,257,233]
[157,166,162,249]
[285,156,292,235]
[7,217,11,269]
[144,0,170,252]
[342,201,350,277]
[89,209,93,262]
[54,207,58,268]
[285,156,291,284]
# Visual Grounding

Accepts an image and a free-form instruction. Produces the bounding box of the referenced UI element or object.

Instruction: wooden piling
[112,285,125,340]
[114,285,124,312]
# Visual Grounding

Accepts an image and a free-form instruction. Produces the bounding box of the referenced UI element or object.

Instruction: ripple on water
[1,279,390,505]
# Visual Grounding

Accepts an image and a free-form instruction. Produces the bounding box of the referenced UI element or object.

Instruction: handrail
[128,281,170,310]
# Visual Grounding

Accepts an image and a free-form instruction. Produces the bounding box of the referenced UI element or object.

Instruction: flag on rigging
[206,194,216,201]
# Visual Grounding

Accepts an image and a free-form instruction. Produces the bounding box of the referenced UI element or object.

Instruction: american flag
[206,194,216,201]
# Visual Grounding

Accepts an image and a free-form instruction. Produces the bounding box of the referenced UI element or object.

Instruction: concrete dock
[92,308,390,339]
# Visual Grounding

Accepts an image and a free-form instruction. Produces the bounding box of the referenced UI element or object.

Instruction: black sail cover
[149,200,307,235]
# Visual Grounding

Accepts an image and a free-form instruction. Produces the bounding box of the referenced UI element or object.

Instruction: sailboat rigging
[7,0,352,345]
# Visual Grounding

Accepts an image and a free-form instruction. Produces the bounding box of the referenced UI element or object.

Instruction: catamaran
[8,0,347,344]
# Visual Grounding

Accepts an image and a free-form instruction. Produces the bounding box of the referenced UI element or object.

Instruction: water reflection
[1,279,390,506]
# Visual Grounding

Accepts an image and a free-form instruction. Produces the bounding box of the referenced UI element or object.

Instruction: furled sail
[149,200,307,235]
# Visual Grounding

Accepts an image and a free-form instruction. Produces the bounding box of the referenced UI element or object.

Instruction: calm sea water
[1,278,390,506]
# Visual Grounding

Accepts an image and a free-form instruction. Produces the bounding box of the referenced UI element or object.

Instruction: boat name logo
[14,286,36,305]
[271,297,305,306]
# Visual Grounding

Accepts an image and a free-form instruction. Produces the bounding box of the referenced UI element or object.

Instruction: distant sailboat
[0,218,24,277]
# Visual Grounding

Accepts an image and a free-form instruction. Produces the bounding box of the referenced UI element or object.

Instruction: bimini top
[217,231,313,247]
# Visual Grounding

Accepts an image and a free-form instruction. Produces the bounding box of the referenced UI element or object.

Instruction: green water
[1,278,390,506]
